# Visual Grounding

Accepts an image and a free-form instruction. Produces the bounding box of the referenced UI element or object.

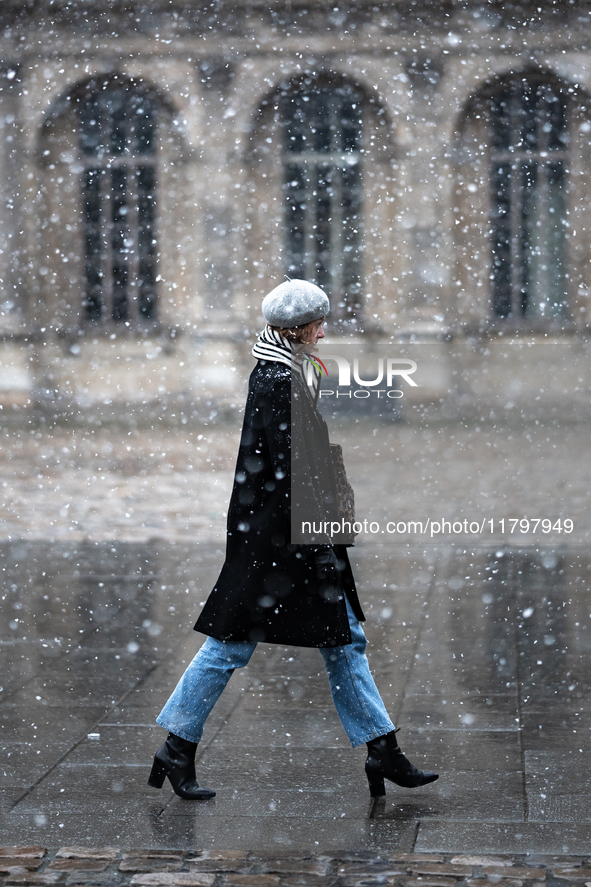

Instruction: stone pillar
[0,63,34,407]
[0,64,24,330]
[196,56,241,334]
[404,53,451,327]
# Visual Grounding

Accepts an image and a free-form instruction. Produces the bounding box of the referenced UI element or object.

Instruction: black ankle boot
[148,733,216,800]
[365,729,439,797]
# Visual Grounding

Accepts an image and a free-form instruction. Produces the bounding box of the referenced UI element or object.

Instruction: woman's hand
[313,547,340,587]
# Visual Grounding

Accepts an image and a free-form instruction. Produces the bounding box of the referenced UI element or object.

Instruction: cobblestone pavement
[1,847,591,887]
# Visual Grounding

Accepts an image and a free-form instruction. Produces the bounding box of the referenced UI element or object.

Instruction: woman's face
[303,318,325,345]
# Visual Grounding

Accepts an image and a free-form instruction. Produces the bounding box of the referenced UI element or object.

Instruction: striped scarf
[252,325,321,405]
[252,324,296,369]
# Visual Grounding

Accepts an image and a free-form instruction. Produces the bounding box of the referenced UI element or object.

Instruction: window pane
[79,93,102,157]
[520,85,540,153]
[491,161,512,318]
[83,168,103,321]
[341,163,362,301]
[111,167,129,322]
[341,96,361,153]
[109,88,128,157]
[312,90,331,153]
[136,97,156,156]
[137,165,157,319]
[284,96,306,155]
[314,162,332,290]
[285,162,306,279]
[547,161,568,318]
[543,86,568,152]
[282,83,363,314]
[78,81,158,325]
[489,80,568,322]
[490,94,511,153]
[520,160,538,318]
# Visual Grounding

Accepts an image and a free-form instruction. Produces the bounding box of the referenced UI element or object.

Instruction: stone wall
[0,1,590,423]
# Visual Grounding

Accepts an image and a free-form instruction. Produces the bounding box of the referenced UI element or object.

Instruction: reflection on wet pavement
[1,541,591,853]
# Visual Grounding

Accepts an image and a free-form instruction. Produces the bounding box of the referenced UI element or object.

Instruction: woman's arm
[260,370,334,545]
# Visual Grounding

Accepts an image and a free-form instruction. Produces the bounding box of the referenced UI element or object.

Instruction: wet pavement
[2,539,591,858]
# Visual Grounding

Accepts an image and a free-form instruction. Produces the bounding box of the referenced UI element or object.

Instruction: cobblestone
[47,862,110,873]
[258,862,329,876]
[129,876,215,887]
[1,851,590,887]
[390,860,446,867]
[55,851,119,861]
[336,865,403,877]
[465,881,525,887]
[280,878,336,887]
[398,878,460,887]
[0,855,46,863]
[0,864,44,874]
[118,863,183,875]
[481,868,546,880]
[3,873,65,885]
[122,857,185,863]
[190,858,249,864]
[222,877,280,887]
[186,865,252,876]
[449,860,512,868]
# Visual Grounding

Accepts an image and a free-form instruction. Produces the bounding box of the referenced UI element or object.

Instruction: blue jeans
[157,598,395,748]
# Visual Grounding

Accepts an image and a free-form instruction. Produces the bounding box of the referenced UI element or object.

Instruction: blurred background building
[0,0,590,423]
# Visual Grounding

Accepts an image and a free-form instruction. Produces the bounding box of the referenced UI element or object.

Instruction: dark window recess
[79,85,158,324]
[283,84,363,322]
[489,80,569,321]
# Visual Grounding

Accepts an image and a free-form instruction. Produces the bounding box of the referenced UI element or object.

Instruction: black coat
[194,360,364,647]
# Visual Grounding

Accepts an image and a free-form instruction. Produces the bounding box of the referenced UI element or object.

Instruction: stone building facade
[0,0,590,422]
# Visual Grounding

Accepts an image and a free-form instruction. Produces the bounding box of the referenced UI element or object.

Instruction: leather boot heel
[365,767,386,798]
[365,729,438,797]
[148,758,166,789]
[148,733,216,800]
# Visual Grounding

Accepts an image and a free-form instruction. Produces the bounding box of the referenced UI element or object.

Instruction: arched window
[282,82,363,320]
[489,77,569,321]
[78,80,158,324]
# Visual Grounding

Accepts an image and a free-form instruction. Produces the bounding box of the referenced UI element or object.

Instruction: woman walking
[148,280,438,800]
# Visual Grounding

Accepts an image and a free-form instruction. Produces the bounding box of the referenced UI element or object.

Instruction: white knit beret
[262,280,330,327]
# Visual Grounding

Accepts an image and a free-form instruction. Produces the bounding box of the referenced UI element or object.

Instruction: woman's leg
[318,598,395,747]
[319,599,439,796]
[156,636,256,743]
